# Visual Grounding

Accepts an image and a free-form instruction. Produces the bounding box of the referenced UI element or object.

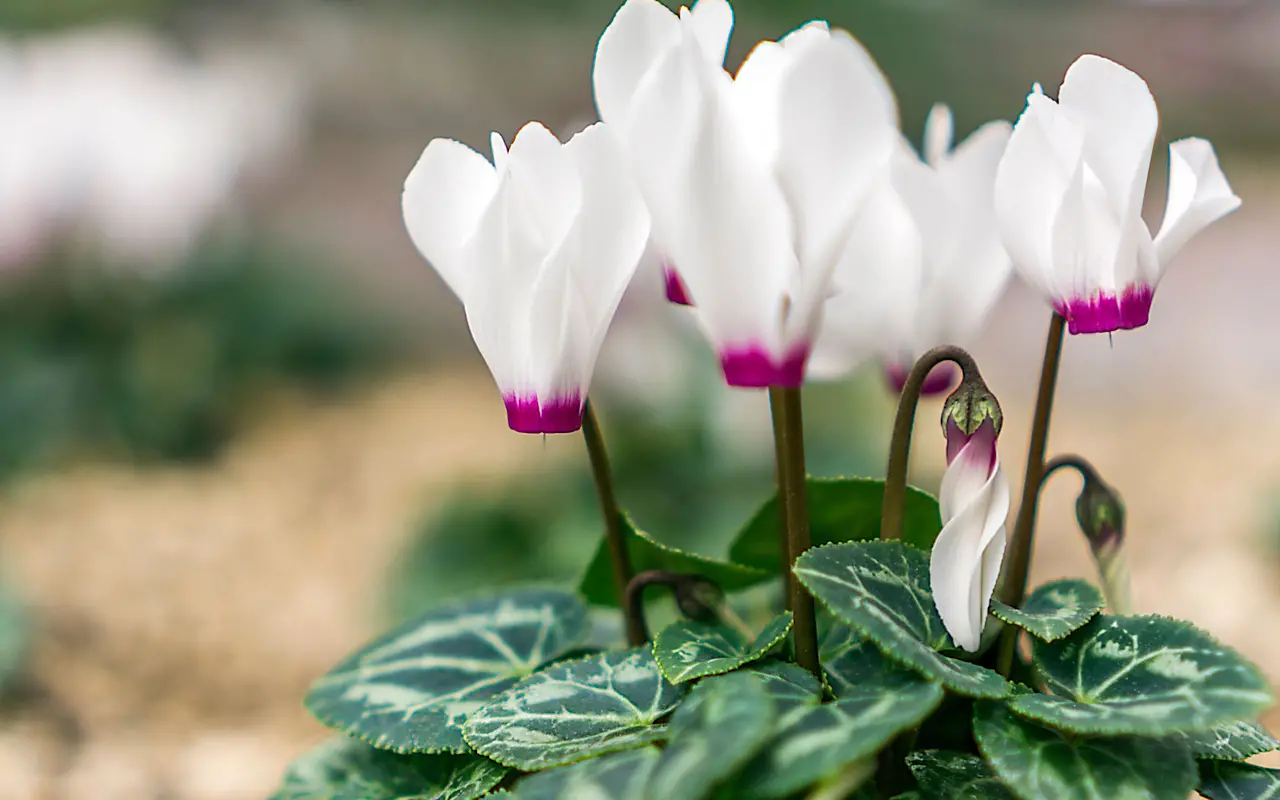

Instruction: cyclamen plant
[271,2,1271,799]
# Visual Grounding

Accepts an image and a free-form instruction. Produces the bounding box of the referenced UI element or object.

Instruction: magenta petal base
[1055,286,1153,335]
[885,361,957,397]
[662,265,693,307]
[503,393,584,434]
[720,344,809,388]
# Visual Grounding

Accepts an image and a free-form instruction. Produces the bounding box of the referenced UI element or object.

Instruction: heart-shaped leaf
[647,672,776,800]
[795,541,1011,698]
[822,630,939,700]
[1198,760,1280,800]
[269,737,506,800]
[509,748,659,800]
[1011,615,1272,736]
[905,750,1016,800]
[306,588,588,753]
[579,514,769,607]
[730,478,942,571]
[1172,721,1278,761]
[463,648,685,770]
[740,660,824,707]
[730,644,945,799]
[990,579,1104,642]
[653,612,792,684]
[975,701,1196,800]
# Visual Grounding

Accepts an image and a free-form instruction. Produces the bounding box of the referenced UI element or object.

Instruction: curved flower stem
[768,386,821,681]
[581,400,645,647]
[1042,454,1095,486]
[994,312,1065,677]
[624,570,678,643]
[880,345,983,542]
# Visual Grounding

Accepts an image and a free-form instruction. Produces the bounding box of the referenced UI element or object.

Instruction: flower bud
[1074,474,1131,613]
[941,377,1002,466]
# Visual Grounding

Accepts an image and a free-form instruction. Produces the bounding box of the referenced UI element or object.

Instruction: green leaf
[795,541,1011,698]
[647,672,776,800]
[974,701,1196,800]
[729,478,942,571]
[731,650,944,799]
[1198,760,1280,800]
[653,612,792,684]
[1172,721,1279,761]
[269,737,507,800]
[740,659,824,707]
[578,514,769,607]
[905,750,1016,800]
[305,588,588,753]
[1011,615,1273,736]
[821,631,938,700]
[463,648,685,770]
[509,748,660,800]
[989,579,1104,642]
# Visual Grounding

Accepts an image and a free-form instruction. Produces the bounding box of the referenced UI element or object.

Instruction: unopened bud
[941,377,1002,466]
[673,576,723,624]
[1074,474,1131,613]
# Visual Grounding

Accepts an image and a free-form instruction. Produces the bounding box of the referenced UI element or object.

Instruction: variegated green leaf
[463,648,685,770]
[729,647,945,799]
[306,588,588,753]
[269,737,506,800]
[821,631,939,701]
[653,612,792,684]
[1011,615,1272,735]
[729,478,943,571]
[1198,760,1280,800]
[1172,721,1279,761]
[740,660,824,707]
[795,542,1011,698]
[975,701,1196,800]
[647,672,775,800]
[989,579,1104,642]
[905,750,1015,800]
[509,748,660,800]
[578,514,769,607]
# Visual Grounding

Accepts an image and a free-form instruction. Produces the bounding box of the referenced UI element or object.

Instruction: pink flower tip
[502,393,584,434]
[720,343,810,389]
[662,265,693,306]
[885,361,958,397]
[1054,285,1153,335]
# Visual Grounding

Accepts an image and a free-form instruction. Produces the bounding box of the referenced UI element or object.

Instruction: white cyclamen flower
[931,418,1010,652]
[811,104,1012,395]
[597,1,899,387]
[593,0,733,307]
[995,54,1240,335]
[402,121,650,434]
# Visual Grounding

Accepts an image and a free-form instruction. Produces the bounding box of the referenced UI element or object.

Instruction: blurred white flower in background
[0,25,305,272]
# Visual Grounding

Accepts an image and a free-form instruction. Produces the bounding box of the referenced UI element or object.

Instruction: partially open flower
[931,413,1010,652]
[599,3,899,387]
[810,104,1012,395]
[995,54,1241,335]
[402,121,650,434]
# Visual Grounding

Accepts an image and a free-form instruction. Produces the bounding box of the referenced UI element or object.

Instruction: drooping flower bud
[931,374,1009,652]
[1074,472,1131,613]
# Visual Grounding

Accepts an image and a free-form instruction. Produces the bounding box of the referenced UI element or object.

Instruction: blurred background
[0,0,1277,797]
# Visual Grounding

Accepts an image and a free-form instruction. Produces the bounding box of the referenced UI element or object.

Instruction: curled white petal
[931,445,1010,653]
[1153,137,1241,265]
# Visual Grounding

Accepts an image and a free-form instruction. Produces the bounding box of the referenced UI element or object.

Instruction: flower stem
[768,386,821,680]
[581,400,645,647]
[995,312,1065,676]
[881,345,983,542]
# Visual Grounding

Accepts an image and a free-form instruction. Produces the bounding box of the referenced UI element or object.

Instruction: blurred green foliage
[0,244,404,476]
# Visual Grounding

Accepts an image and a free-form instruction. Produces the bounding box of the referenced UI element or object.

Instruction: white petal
[774,28,898,344]
[625,32,794,358]
[1153,137,1241,267]
[685,0,734,67]
[553,122,651,397]
[808,163,922,380]
[592,0,680,128]
[923,102,954,167]
[994,90,1083,300]
[505,121,582,255]
[1057,54,1157,224]
[932,456,1010,653]
[401,137,498,301]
